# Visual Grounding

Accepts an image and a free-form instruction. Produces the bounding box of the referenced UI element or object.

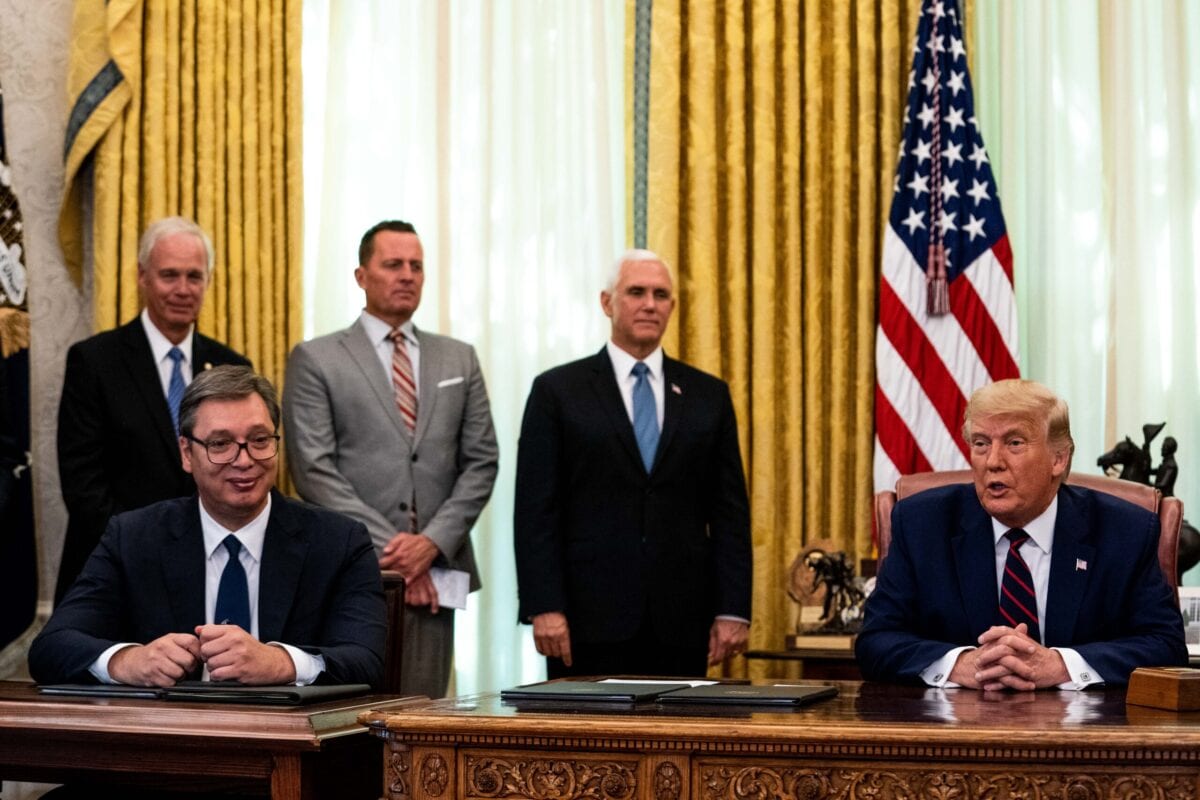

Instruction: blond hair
[963,379,1075,470]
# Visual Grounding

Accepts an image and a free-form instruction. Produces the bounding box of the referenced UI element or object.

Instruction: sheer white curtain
[973,1,1200,557]
[302,0,625,692]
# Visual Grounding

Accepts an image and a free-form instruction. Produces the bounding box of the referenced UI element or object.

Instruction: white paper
[429,567,470,609]
[598,678,717,687]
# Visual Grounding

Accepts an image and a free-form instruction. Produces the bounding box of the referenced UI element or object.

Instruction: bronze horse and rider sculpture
[1097,422,1193,578]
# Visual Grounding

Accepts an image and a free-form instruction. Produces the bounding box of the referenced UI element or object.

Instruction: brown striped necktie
[389,328,417,432]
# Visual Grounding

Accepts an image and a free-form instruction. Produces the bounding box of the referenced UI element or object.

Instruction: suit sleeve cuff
[90,643,138,684]
[274,643,327,686]
[921,647,972,687]
[1051,647,1104,689]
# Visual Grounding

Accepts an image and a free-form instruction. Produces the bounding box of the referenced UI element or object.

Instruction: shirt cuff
[274,643,327,686]
[89,643,139,684]
[1052,647,1103,690]
[920,646,972,687]
[714,615,750,625]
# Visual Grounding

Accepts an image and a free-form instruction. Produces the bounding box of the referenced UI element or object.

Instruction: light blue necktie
[631,362,659,472]
[214,535,251,632]
[166,347,186,435]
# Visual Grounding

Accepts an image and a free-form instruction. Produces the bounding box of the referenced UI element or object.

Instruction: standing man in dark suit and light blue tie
[857,379,1187,689]
[30,366,385,688]
[55,216,250,603]
[514,249,752,678]
[283,220,498,698]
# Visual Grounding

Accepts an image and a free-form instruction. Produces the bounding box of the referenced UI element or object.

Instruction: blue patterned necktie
[631,362,659,472]
[997,528,1041,643]
[214,535,251,632]
[166,346,186,435]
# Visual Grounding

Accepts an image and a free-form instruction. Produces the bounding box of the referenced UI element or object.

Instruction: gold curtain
[60,0,302,388]
[631,0,923,675]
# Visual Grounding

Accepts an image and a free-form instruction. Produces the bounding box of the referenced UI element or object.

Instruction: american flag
[874,0,1019,492]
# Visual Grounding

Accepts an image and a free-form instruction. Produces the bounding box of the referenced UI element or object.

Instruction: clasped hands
[107,624,296,688]
[949,623,1070,691]
[381,531,442,612]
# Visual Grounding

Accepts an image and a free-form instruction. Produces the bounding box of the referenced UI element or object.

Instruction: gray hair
[179,365,280,437]
[138,216,215,274]
[605,248,674,292]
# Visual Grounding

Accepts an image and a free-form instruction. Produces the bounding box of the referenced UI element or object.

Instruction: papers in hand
[429,567,470,609]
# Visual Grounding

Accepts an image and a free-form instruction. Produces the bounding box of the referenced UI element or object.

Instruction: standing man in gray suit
[282,220,498,698]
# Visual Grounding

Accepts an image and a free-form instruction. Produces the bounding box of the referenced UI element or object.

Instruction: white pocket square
[437,376,465,388]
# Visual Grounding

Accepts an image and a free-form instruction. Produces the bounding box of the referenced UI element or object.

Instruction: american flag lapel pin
[1075,558,1088,571]
[671,383,682,395]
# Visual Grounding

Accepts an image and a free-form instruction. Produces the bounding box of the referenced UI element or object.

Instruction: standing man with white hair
[56,216,250,603]
[514,249,752,678]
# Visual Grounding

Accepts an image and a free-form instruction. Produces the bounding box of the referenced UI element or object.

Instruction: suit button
[411,453,418,462]
[399,502,409,512]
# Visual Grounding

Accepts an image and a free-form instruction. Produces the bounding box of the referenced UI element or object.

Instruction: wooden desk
[745,647,861,680]
[0,681,424,799]
[361,680,1200,800]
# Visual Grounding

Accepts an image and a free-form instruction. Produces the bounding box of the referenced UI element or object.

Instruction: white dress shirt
[606,340,664,429]
[920,496,1101,690]
[141,307,195,395]
[90,495,325,685]
[360,311,421,400]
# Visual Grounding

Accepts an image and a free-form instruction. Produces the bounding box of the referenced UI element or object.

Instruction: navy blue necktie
[166,347,186,435]
[997,528,1041,643]
[214,535,251,632]
[631,362,659,472]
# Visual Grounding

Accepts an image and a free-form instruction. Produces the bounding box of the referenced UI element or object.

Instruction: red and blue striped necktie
[997,528,1041,643]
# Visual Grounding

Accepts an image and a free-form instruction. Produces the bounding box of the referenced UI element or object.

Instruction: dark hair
[359,220,418,266]
[179,365,281,437]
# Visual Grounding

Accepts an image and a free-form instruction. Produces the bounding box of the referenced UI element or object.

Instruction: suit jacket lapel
[258,492,308,643]
[588,348,645,472]
[413,327,437,447]
[119,321,181,465]
[1044,487,1092,646]
[656,357,686,471]
[163,497,207,631]
[342,320,411,441]
[191,334,217,374]
[955,492,1001,634]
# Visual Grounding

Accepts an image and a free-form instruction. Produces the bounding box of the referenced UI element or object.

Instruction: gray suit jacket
[282,320,498,589]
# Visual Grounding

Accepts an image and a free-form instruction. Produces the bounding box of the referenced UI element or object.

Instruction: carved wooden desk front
[360,680,1200,800]
[0,680,423,799]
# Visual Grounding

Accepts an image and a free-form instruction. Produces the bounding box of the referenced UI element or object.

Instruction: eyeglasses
[184,434,280,464]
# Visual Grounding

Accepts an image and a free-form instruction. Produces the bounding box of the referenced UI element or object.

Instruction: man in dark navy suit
[55,216,249,602]
[857,379,1186,689]
[514,249,752,678]
[31,366,384,688]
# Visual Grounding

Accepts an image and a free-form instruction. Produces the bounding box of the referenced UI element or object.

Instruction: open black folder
[656,684,837,707]
[38,682,372,706]
[500,681,838,708]
[500,681,683,703]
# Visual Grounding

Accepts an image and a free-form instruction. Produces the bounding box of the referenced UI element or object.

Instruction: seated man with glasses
[30,365,385,688]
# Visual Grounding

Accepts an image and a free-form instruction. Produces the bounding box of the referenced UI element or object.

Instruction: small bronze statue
[1098,423,1196,579]
[788,546,866,634]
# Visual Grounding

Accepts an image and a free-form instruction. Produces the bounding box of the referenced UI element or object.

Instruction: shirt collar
[141,308,195,363]
[606,340,664,380]
[360,311,418,348]
[199,493,272,563]
[991,493,1058,555]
